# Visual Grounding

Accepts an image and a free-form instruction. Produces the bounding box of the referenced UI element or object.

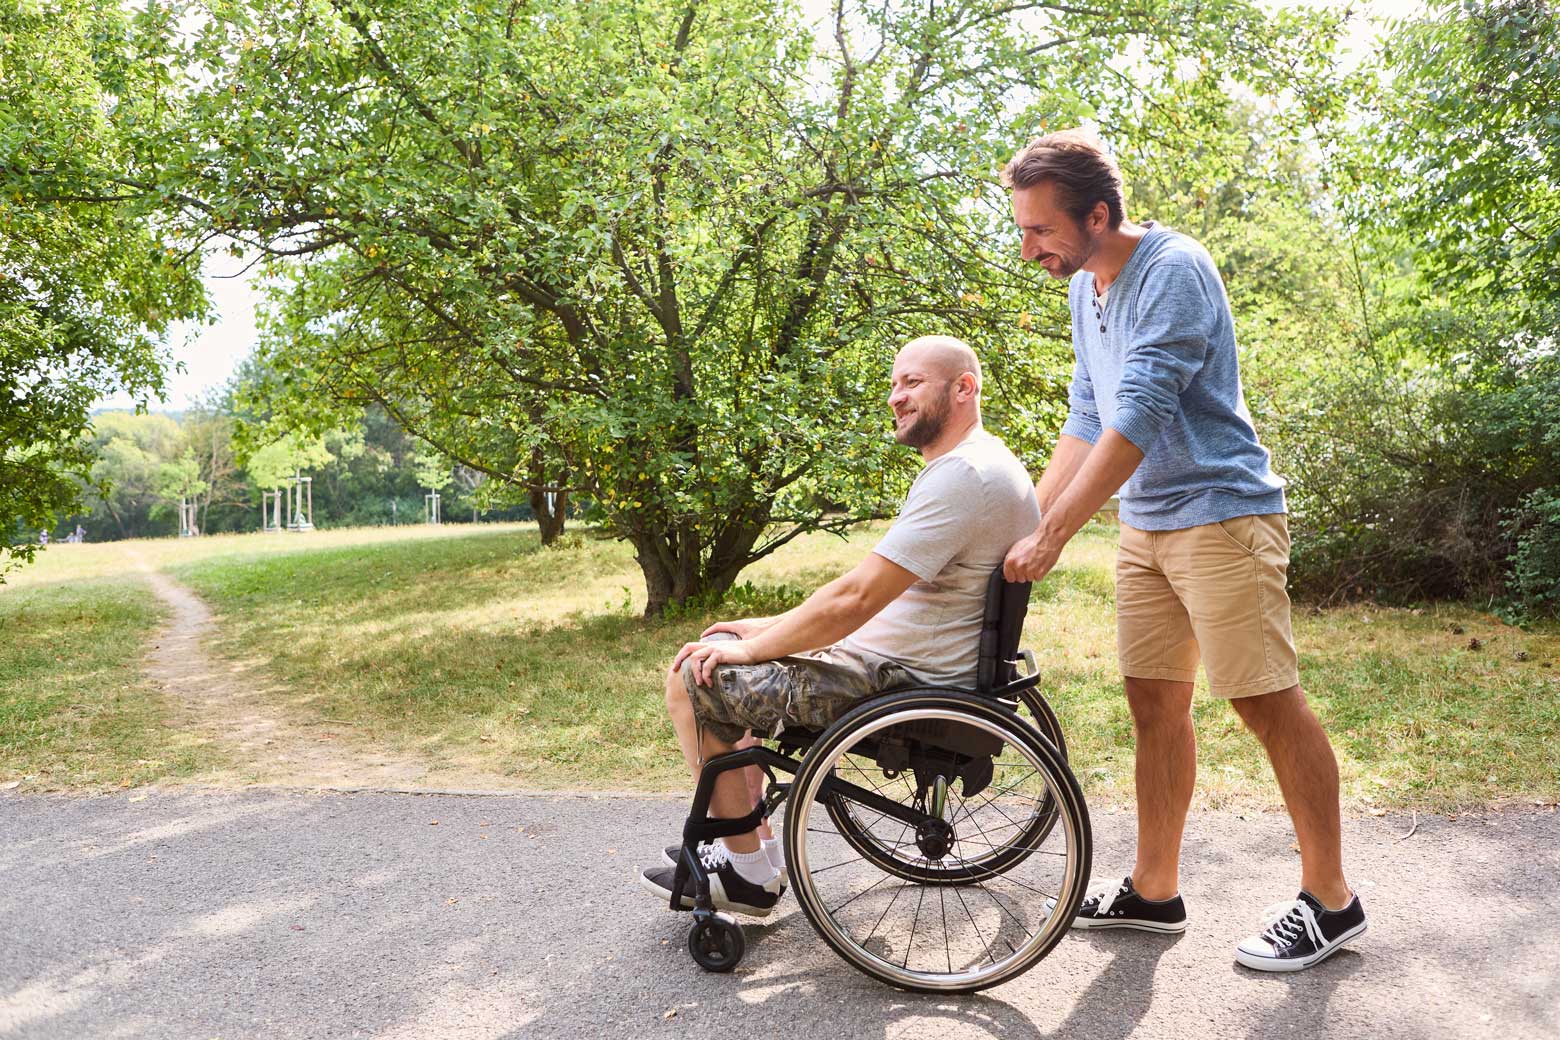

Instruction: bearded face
[1012,182,1102,281]
[893,378,954,448]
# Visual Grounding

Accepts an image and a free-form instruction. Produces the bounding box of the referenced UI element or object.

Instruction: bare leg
[736,734,774,841]
[1230,685,1351,910]
[665,668,760,853]
[1124,675,1197,901]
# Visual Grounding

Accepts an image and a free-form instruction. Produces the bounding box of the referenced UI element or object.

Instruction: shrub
[1273,308,1559,610]
[1503,490,1560,623]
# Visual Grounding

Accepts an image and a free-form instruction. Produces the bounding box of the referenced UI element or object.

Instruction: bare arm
[1004,430,1143,582]
[675,554,920,685]
[1032,433,1094,514]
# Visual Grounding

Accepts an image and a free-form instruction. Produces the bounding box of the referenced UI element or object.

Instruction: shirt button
[1099,325,1106,332]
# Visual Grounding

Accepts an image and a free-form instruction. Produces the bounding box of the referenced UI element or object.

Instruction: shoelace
[698,843,733,870]
[1257,898,1324,949]
[1083,877,1131,916]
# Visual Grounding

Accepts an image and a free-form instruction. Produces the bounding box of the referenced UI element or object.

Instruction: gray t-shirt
[842,429,1040,686]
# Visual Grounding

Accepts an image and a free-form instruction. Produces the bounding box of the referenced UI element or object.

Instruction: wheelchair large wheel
[824,688,1068,885]
[1016,688,1067,761]
[785,690,1090,993]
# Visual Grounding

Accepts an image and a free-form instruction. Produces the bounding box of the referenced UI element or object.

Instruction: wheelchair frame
[665,569,1093,992]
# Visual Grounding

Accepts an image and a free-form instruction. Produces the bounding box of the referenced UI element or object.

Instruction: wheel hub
[915,816,955,860]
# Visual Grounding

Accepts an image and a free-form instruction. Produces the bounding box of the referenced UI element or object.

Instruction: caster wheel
[687,913,744,972]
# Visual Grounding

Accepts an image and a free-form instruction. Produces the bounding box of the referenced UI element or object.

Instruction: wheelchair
[664,568,1093,993]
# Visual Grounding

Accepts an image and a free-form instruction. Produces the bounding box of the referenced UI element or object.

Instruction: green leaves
[1360,0,1560,309]
[1,0,206,573]
[20,0,1359,609]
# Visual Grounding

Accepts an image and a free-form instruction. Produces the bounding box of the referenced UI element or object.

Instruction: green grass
[167,525,824,791]
[6,520,1558,808]
[0,578,210,787]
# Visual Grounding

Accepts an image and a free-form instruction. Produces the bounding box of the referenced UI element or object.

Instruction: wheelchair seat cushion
[679,644,917,745]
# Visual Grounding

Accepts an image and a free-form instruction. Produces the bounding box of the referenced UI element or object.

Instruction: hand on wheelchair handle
[1003,529,1062,583]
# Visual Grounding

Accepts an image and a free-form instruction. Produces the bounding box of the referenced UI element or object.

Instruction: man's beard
[894,392,951,448]
[1048,247,1090,278]
[1039,228,1097,279]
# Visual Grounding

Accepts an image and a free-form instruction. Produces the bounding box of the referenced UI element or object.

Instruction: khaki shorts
[1116,513,1300,699]
[681,643,915,745]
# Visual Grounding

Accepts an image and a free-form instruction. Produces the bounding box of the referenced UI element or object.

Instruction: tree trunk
[628,516,766,618]
[528,447,568,546]
[530,486,567,546]
[633,535,726,617]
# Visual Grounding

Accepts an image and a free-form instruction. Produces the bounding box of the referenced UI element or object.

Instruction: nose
[1020,230,1042,261]
[888,386,908,409]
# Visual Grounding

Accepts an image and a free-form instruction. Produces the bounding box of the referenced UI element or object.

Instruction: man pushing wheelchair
[640,130,1365,982]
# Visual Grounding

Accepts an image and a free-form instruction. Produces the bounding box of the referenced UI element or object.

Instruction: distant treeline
[32,402,546,544]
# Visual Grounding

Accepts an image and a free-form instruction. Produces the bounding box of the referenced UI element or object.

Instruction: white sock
[724,845,779,885]
[761,836,784,872]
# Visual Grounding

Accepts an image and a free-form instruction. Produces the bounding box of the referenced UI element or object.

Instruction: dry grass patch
[0,578,211,788]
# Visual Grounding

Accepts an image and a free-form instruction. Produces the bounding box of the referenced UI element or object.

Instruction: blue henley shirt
[1058,222,1287,530]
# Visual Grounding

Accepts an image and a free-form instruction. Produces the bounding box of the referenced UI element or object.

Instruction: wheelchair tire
[785,690,1091,993]
[1017,688,1068,762]
[687,913,744,973]
[823,688,1068,885]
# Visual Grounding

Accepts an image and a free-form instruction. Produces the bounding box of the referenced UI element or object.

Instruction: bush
[1503,490,1560,623]
[1273,308,1559,611]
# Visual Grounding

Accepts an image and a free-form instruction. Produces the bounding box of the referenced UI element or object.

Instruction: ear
[954,372,978,401]
[1088,200,1110,233]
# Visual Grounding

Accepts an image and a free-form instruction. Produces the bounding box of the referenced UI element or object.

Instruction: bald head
[897,335,982,393]
[889,335,984,457]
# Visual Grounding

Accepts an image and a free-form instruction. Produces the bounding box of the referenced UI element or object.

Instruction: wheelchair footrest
[682,800,767,843]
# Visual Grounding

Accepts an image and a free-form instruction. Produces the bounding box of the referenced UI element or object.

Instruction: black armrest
[991,671,1041,698]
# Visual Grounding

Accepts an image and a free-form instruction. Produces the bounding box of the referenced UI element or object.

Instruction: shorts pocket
[1213,515,1259,556]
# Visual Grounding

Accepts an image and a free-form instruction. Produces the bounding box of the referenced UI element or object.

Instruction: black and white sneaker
[662,842,789,885]
[662,842,708,868]
[638,843,785,917]
[1235,890,1366,972]
[1046,875,1188,932]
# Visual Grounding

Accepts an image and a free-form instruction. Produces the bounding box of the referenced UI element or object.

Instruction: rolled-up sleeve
[1109,261,1215,453]
[1059,355,1102,445]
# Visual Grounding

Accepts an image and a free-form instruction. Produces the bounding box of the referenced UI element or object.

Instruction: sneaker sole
[1072,916,1188,933]
[1045,897,1188,933]
[639,869,697,910]
[636,868,781,918]
[1234,921,1368,972]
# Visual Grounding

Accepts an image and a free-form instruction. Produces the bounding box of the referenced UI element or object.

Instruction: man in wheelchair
[637,335,1040,917]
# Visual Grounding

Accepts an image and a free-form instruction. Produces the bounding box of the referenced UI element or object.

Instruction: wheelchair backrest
[975,566,1032,695]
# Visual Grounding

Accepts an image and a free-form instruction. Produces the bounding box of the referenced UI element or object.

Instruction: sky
[93,251,265,412]
[92,0,1425,414]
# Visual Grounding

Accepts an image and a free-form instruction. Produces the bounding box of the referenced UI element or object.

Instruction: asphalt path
[1,789,1555,1040]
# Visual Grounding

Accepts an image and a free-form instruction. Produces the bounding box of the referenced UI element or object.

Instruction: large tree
[0,0,206,573]
[146,0,1338,612]
[1274,0,1560,610]
[75,411,185,540]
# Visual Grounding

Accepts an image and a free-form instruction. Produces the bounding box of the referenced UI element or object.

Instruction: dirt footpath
[1,789,1555,1040]
[132,558,450,790]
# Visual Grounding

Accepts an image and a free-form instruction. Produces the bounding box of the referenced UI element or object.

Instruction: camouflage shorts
[680,642,916,746]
